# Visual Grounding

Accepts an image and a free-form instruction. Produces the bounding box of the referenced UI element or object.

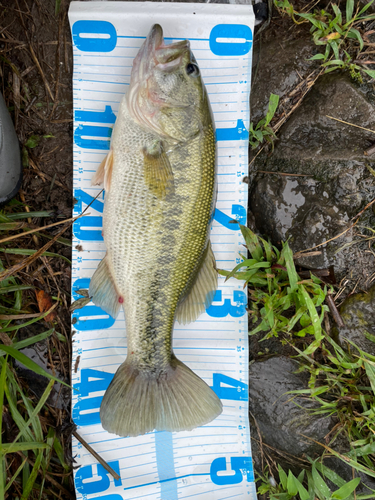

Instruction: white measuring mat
[69,2,256,499]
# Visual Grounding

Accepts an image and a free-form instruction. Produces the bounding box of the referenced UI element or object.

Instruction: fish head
[127,24,211,143]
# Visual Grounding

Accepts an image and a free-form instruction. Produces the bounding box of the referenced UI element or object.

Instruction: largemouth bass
[89,24,222,437]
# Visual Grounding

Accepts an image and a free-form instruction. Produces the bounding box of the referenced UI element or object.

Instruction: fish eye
[186,63,200,77]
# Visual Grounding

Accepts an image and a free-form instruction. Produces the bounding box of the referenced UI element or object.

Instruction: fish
[89,23,222,437]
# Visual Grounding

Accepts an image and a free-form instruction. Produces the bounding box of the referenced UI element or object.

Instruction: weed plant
[274,0,375,81]
[249,93,280,150]
[219,225,329,355]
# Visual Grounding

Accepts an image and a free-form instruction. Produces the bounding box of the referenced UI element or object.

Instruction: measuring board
[69,2,256,499]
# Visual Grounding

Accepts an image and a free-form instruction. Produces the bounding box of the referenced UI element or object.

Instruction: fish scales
[89,24,222,437]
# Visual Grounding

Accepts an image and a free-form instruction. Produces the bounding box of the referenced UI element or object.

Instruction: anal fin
[92,149,114,192]
[89,253,121,319]
[175,241,218,325]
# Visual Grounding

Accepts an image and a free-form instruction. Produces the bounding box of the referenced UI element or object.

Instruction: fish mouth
[127,25,190,139]
[132,24,190,83]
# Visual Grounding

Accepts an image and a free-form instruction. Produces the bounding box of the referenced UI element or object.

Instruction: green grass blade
[2,442,49,452]
[363,360,375,394]
[11,380,54,448]
[0,284,33,294]
[3,382,35,443]
[4,456,27,492]
[240,225,264,261]
[53,435,69,470]
[0,308,56,332]
[0,248,71,264]
[283,243,299,292]
[0,358,6,500]
[20,450,44,500]
[312,464,331,498]
[299,285,322,340]
[346,0,354,21]
[0,328,55,356]
[0,345,70,388]
[0,452,4,500]
[0,357,7,444]
[6,211,55,220]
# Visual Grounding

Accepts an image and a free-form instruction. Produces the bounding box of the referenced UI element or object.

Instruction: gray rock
[249,357,333,457]
[250,72,375,282]
[251,38,319,124]
[270,73,375,162]
[336,284,375,355]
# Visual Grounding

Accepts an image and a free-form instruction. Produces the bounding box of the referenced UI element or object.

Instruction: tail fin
[100,356,222,437]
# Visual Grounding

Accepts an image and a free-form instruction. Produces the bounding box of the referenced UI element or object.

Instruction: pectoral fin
[143,141,173,199]
[92,149,114,192]
[175,242,218,325]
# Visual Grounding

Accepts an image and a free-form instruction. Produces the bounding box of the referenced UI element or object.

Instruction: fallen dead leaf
[35,290,57,323]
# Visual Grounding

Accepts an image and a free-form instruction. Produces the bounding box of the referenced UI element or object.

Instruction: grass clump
[274,0,375,81]
[219,224,329,354]
[258,461,368,500]
[0,206,71,498]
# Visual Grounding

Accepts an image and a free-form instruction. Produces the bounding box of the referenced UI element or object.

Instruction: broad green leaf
[287,470,299,496]
[331,477,361,499]
[240,225,263,261]
[363,69,375,79]
[348,441,375,458]
[347,28,364,50]
[0,345,70,388]
[312,465,331,498]
[278,464,288,490]
[264,93,280,126]
[309,53,326,60]
[296,478,310,500]
[330,40,340,60]
[346,0,354,22]
[332,4,342,24]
